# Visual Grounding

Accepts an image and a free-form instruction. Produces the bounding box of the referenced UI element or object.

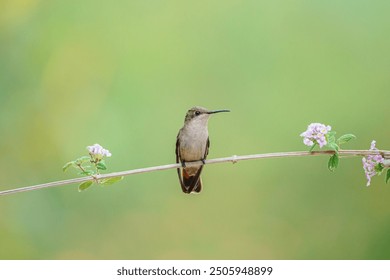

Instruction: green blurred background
[1,0,389,259]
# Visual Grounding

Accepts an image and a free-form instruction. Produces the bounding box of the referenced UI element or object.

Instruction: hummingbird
[175,106,230,194]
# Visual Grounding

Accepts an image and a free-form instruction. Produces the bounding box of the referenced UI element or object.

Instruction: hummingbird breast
[179,123,209,162]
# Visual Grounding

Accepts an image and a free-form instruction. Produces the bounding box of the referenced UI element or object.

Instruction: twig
[1,149,389,196]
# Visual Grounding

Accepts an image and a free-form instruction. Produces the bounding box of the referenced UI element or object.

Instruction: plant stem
[0,149,389,196]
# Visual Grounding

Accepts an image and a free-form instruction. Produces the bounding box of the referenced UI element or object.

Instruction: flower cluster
[362,140,384,186]
[63,143,122,191]
[87,143,112,161]
[300,123,389,186]
[300,123,332,148]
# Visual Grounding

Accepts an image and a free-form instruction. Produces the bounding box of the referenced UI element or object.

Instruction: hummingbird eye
[195,111,201,116]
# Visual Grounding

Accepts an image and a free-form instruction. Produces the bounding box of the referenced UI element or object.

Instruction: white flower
[87,144,112,159]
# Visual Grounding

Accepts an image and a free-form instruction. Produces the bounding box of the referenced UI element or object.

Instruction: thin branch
[1,149,389,196]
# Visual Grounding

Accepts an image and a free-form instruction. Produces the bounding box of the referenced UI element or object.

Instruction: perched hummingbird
[175,106,230,194]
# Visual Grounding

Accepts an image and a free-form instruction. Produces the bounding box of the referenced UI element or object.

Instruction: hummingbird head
[184,106,230,124]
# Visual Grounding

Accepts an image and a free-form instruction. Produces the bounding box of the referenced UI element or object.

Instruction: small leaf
[79,170,94,176]
[96,161,107,170]
[78,181,93,192]
[337,134,356,145]
[63,161,75,172]
[386,169,390,184]
[327,135,336,144]
[327,132,336,144]
[327,142,339,152]
[75,156,92,165]
[328,154,339,172]
[375,163,384,174]
[100,176,124,186]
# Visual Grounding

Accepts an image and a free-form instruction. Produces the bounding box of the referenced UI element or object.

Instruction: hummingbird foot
[201,159,206,165]
[181,161,186,168]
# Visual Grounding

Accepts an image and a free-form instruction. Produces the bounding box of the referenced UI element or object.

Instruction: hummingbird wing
[175,133,188,193]
[205,136,210,158]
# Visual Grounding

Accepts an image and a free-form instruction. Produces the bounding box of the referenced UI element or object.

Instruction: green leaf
[78,181,93,192]
[327,135,336,144]
[327,142,339,152]
[327,132,336,144]
[375,163,384,174]
[386,169,390,184]
[75,156,92,165]
[79,170,94,176]
[328,154,339,172]
[96,161,107,170]
[100,176,124,186]
[63,161,75,172]
[337,134,356,145]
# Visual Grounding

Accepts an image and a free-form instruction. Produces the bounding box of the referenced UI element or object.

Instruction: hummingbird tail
[182,169,202,193]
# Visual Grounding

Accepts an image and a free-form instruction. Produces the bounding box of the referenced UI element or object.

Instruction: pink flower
[87,144,112,159]
[362,140,384,186]
[300,123,332,148]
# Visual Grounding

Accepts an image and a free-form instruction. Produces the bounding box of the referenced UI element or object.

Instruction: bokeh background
[1,0,389,259]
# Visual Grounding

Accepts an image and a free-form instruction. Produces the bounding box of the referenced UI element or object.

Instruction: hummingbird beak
[207,109,230,114]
